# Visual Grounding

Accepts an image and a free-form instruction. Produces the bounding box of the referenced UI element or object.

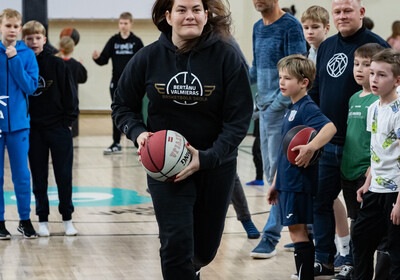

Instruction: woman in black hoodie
[112,0,252,279]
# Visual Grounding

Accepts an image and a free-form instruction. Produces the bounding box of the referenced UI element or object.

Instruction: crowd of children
[0,2,400,280]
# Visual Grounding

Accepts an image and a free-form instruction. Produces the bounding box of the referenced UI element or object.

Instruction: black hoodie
[112,33,253,170]
[29,48,78,129]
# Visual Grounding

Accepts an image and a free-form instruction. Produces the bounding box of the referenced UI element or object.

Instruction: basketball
[140,130,192,182]
[282,125,323,165]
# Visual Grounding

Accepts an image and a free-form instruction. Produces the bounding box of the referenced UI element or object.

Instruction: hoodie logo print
[154,72,215,106]
[327,53,348,78]
[33,75,53,96]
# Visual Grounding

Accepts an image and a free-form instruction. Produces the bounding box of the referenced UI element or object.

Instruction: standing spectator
[352,48,400,280]
[308,0,389,277]
[111,0,253,279]
[249,0,307,259]
[23,21,79,236]
[0,8,38,239]
[387,21,400,51]
[93,12,143,154]
[57,36,87,137]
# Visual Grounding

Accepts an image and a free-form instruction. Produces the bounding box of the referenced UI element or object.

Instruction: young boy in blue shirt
[0,8,38,239]
[352,48,400,280]
[267,54,336,279]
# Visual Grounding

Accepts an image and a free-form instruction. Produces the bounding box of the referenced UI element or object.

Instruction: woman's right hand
[136,132,152,161]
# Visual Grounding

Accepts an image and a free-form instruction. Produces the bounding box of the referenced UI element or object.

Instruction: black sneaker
[103,143,122,155]
[0,221,11,240]
[334,265,354,280]
[314,261,335,279]
[17,220,38,239]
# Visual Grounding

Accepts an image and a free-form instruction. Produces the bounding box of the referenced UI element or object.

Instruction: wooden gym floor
[1,114,298,280]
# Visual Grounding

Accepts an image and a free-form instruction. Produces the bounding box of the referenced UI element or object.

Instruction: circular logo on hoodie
[166,72,203,105]
[326,53,348,78]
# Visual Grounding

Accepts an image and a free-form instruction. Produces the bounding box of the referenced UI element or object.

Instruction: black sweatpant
[110,83,121,144]
[252,119,263,181]
[148,159,236,280]
[29,127,74,222]
[352,191,400,280]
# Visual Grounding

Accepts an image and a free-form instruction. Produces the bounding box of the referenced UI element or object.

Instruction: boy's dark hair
[363,17,374,30]
[371,48,400,77]
[277,54,316,91]
[119,12,133,22]
[301,5,329,27]
[354,43,385,59]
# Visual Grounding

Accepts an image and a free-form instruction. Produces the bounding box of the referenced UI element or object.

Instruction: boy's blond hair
[277,54,316,91]
[354,43,384,60]
[371,48,400,77]
[0,8,22,23]
[22,20,46,38]
[301,5,329,27]
[56,36,74,57]
[119,12,133,22]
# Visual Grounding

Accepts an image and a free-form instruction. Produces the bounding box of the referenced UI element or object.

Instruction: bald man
[308,0,389,279]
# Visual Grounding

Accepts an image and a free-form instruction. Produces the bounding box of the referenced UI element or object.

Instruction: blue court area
[4,186,152,207]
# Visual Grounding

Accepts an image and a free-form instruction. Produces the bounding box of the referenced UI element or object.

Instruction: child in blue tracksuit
[0,9,38,239]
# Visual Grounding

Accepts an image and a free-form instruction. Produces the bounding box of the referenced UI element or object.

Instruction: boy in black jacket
[92,12,143,155]
[23,21,79,237]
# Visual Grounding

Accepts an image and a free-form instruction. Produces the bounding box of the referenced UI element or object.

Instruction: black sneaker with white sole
[333,265,354,280]
[314,261,335,279]
[17,219,38,239]
[0,221,11,240]
[103,143,122,155]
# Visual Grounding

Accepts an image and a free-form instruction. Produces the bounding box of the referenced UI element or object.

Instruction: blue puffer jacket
[0,40,38,133]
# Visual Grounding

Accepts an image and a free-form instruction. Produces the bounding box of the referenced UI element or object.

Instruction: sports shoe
[334,265,354,280]
[241,220,260,239]
[17,219,38,239]
[63,220,78,236]
[246,180,264,186]
[334,254,353,272]
[284,242,295,252]
[250,236,277,258]
[38,222,50,237]
[0,221,11,240]
[314,261,335,279]
[103,143,122,155]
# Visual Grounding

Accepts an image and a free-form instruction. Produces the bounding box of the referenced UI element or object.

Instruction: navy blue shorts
[278,191,314,226]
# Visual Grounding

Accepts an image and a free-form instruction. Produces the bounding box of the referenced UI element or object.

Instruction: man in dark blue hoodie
[0,8,38,239]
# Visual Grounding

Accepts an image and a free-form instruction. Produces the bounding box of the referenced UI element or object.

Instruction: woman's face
[166,0,208,48]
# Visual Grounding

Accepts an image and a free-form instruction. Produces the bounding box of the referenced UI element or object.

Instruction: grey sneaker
[250,236,277,258]
[104,143,122,155]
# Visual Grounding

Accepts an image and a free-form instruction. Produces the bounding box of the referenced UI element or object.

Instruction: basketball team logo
[288,110,297,121]
[33,75,53,96]
[327,53,348,78]
[154,72,215,106]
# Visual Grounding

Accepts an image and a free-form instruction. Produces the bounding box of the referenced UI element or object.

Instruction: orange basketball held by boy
[140,130,192,182]
[282,125,323,166]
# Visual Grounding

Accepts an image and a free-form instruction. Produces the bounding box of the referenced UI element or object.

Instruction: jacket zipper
[7,58,10,131]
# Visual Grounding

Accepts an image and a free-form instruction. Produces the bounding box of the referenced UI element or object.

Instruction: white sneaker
[38,222,50,237]
[63,220,78,236]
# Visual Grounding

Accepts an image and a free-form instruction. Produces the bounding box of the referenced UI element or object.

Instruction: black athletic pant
[252,119,263,181]
[352,191,400,280]
[148,159,236,280]
[110,82,121,144]
[29,127,74,222]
